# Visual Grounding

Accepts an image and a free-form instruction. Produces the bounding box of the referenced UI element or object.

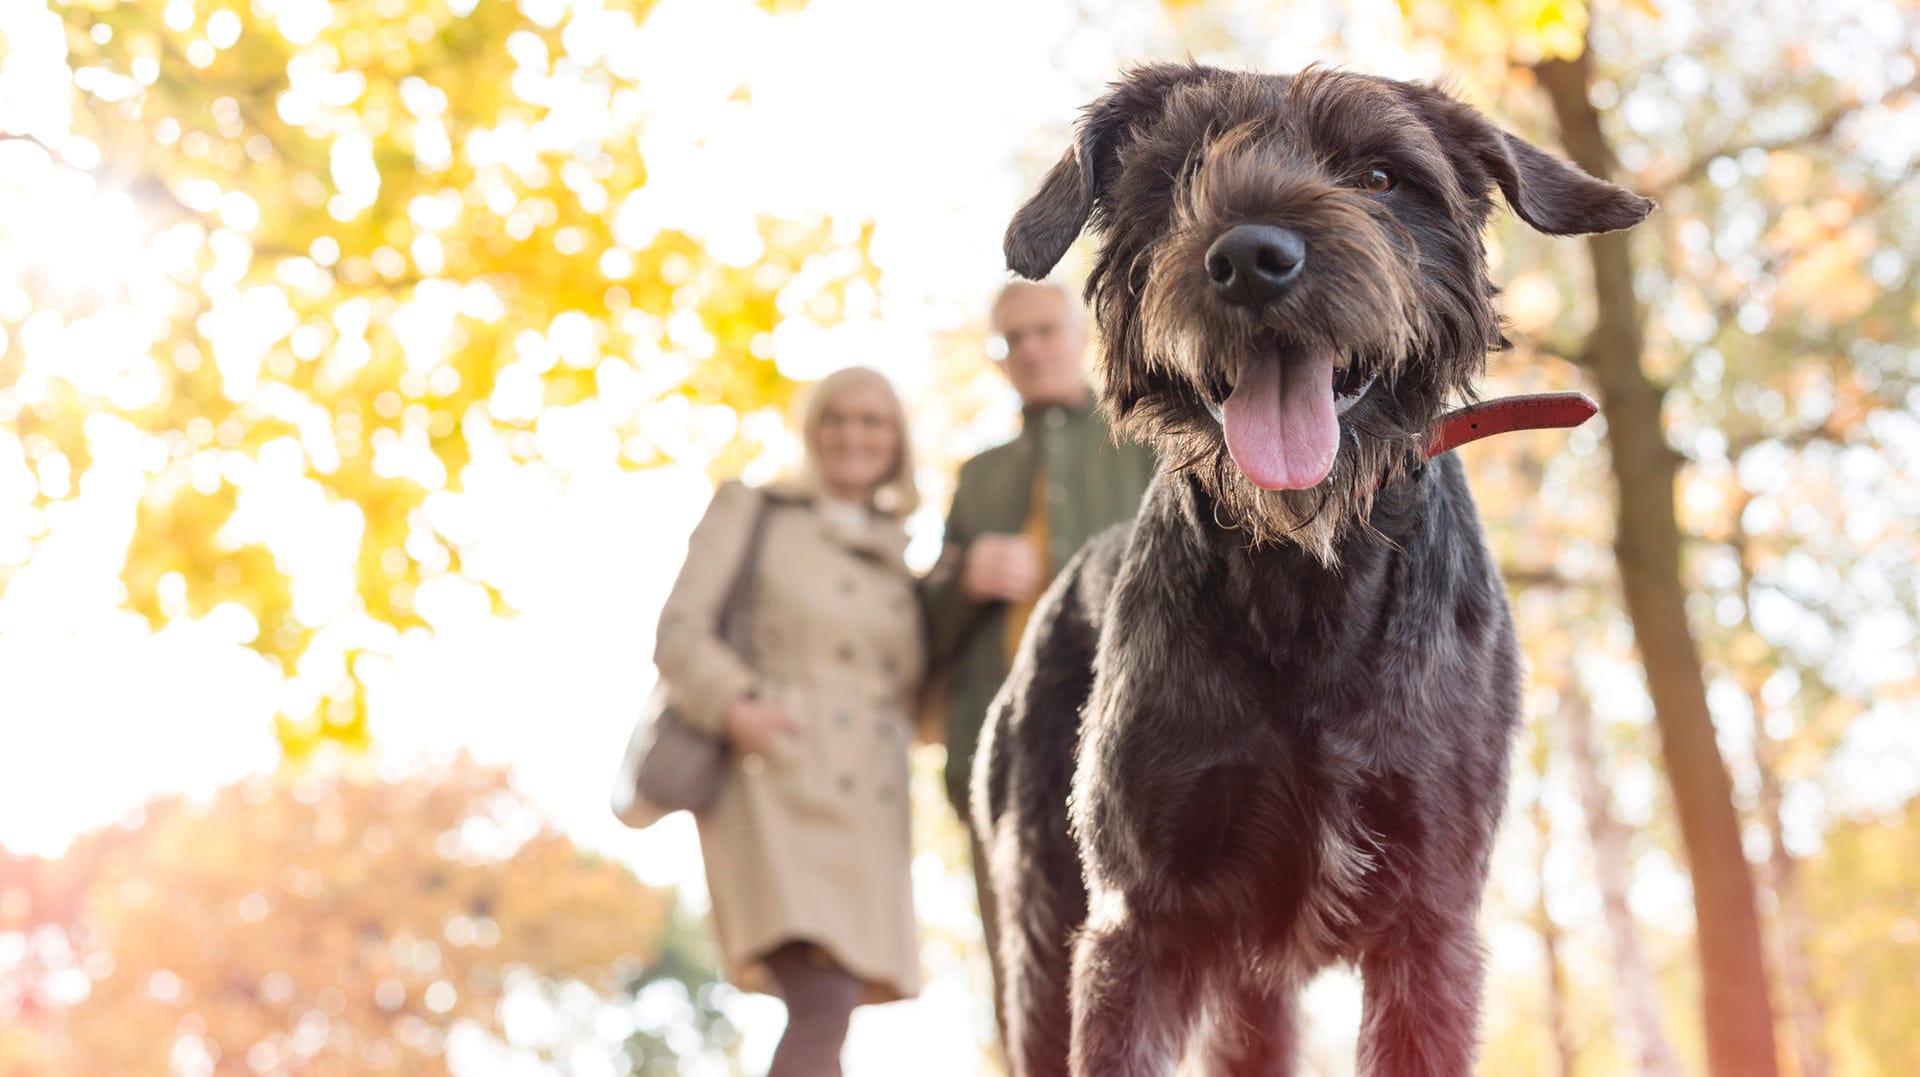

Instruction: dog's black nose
[1205,224,1307,306]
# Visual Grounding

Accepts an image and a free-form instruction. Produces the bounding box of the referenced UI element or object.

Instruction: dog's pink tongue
[1222,348,1340,490]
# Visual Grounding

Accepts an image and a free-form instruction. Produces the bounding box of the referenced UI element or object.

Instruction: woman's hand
[723,694,801,756]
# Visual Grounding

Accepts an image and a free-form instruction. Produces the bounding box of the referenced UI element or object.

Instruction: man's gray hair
[991,278,1085,328]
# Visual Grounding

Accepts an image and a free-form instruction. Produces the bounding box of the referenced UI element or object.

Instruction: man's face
[993,287,1088,408]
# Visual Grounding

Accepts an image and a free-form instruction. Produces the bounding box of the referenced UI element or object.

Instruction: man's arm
[921,506,983,673]
[922,454,1049,671]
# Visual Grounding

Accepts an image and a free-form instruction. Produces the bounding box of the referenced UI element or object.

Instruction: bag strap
[715,486,776,661]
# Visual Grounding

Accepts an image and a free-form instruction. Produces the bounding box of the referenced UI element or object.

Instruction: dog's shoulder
[971,520,1129,837]
[1068,520,1133,627]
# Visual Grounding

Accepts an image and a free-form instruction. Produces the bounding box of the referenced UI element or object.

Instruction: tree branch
[1654,72,1920,195]
[3,131,375,282]
[1501,564,1592,592]
[0,130,88,170]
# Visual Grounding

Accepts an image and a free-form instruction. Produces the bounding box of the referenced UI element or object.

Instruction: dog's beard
[1107,357,1431,565]
[1199,408,1418,565]
[1133,249,1435,565]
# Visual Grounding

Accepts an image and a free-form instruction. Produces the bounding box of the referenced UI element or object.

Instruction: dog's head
[1007,64,1652,561]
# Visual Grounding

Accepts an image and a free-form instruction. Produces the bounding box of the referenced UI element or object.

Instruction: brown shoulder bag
[612,488,774,829]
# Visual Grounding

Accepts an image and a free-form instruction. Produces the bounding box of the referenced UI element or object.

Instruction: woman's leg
[764,941,862,1077]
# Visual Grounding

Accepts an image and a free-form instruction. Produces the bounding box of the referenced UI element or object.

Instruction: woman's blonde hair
[798,366,919,517]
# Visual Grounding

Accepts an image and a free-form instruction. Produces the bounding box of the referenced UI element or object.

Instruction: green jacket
[922,399,1157,811]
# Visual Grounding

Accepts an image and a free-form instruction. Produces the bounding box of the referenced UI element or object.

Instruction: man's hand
[722,695,801,756]
[961,533,1043,604]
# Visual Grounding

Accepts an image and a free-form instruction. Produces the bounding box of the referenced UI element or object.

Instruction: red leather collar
[1423,391,1597,461]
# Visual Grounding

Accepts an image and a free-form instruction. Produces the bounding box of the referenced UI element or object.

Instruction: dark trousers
[765,942,862,1077]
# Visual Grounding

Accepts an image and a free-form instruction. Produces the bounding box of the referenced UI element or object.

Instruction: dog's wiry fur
[971,64,1651,1077]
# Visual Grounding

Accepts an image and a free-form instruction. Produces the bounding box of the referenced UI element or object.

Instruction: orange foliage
[0,757,667,1076]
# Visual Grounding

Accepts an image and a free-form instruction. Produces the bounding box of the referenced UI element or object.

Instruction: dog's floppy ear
[1409,84,1654,237]
[1005,63,1214,279]
[1481,129,1655,235]
[1004,124,1105,280]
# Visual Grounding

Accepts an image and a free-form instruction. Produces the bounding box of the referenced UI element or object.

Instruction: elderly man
[922,279,1156,1036]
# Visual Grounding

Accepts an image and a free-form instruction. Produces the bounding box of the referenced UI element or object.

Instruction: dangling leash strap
[1423,391,1598,460]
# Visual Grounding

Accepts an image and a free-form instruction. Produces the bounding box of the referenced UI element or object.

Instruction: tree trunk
[1529,748,1579,1077]
[1750,717,1832,1077]
[1532,49,1781,1077]
[1561,679,1684,1077]
[1732,491,1833,1077]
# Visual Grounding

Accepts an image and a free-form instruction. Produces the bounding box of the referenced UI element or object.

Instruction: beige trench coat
[654,480,924,1003]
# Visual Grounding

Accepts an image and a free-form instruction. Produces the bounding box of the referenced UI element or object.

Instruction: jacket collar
[761,478,909,563]
[1018,390,1099,432]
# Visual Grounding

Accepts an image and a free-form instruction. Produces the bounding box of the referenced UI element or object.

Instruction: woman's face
[814,380,901,500]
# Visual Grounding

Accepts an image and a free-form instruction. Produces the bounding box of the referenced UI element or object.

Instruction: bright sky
[4,0,1918,1074]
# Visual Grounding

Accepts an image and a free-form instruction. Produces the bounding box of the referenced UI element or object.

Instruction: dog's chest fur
[1069,456,1521,958]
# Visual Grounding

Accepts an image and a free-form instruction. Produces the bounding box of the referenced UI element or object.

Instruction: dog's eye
[1357,167,1396,194]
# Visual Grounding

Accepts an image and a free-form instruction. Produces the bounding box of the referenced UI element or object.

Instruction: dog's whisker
[1334,370,1378,415]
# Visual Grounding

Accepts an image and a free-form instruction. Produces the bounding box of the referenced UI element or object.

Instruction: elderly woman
[653,366,923,1076]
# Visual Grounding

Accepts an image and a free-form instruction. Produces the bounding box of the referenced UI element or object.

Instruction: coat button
[879,655,898,676]
[876,786,895,804]
[836,709,852,728]
[837,774,855,795]
[838,644,856,664]
[839,577,856,596]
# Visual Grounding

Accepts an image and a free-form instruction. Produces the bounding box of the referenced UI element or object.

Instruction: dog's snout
[1205,224,1307,307]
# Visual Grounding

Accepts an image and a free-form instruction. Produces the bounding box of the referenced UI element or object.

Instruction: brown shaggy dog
[970,63,1652,1077]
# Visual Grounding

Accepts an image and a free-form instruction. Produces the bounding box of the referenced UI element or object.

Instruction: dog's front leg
[1193,968,1300,1077]
[1354,915,1486,1077]
[972,534,1120,1077]
[1069,908,1204,1077]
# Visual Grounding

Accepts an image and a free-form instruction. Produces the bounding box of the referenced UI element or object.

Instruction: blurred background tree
[0,756,752,1074]
[6,0,876,759]
[3,0,880,1071]
[1420,2,1918,1074]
